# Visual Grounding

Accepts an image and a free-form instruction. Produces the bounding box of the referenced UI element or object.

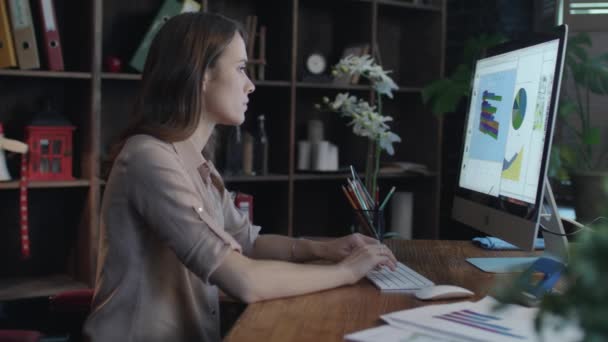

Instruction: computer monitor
[452,25,570,273]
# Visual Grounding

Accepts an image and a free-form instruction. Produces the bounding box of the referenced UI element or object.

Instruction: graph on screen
[480,91,502,139]
[468,69,516,163]
[512,88,527,130]
[502,147,524,181]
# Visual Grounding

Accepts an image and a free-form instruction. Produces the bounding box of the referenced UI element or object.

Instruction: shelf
[296,82,423,93]
[356,0,442,11]
[101,72,291,88]
[254,80,291,87]
[296,82,370,91]
[0,179,91,190]
[378,171,437,178]
[0,70,92,79]
[0,274,89,301]
[101,72,141,80]
[293,171,435,181]
[223,174,289,182]
[395,86,424,93]
[99,75,423,93]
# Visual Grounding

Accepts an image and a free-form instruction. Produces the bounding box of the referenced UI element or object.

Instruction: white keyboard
[366,261,434,291]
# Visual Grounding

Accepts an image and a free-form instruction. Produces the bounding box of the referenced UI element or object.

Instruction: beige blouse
[83,134,260,342]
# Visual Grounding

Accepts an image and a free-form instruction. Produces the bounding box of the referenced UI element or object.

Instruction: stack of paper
[345,296,582,342]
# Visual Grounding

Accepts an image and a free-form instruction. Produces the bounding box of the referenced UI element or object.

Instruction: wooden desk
[224,240,538,342]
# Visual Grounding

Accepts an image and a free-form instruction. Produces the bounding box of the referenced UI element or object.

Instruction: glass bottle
[224,126,243,175]
[254,114,269,175]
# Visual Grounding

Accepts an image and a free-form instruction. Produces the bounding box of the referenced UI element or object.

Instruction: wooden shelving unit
[0,0,445,295]
[0,70,92,79]
[0,179,91,190]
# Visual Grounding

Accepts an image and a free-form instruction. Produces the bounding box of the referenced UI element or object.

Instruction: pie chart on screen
[512,88,527,130]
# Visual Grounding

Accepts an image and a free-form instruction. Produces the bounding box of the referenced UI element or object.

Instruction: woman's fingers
[354,233,380,245]
[378,246,397,270]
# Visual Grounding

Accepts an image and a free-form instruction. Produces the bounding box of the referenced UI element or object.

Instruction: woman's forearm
[211,251,353,303]
[247,259,352,302]
[250,234,327,262]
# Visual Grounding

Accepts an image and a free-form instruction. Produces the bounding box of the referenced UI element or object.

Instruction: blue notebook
[472,237,545,250]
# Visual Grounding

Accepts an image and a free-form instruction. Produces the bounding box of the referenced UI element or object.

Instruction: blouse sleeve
[220,188,261,257]
[126,142,241,284]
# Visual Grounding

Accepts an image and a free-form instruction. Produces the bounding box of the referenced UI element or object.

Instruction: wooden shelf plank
[101,72,291,88]
[254,80,291,87]
[356,0,442,11]
[293,171,436,181]
[378,171,438,178]
[0,274,89,301]
[296,82,370,91]
[0,179,91,190]
[0,70,92,79]
[100,75,417,92]
[297,82,423,93]
[395,86,424,93]
[101,72,141,80]
[223,174,289,182]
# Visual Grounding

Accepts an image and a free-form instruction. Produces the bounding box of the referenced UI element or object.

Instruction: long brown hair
[103,12,245,177]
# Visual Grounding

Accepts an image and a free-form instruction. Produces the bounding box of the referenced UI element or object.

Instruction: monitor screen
[452,26,568,253]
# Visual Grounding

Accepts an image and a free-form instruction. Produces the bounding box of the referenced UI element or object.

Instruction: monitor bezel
[453,25,568,226]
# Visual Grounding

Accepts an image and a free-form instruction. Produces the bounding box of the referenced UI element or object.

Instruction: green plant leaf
[567,33,591,63]
[462,33,507,63]
[422,33,504,117]
[568,43,589,63]
[430,81,469,115]
[560,145,578,168]
[450,64,472,82]
[583,127,601,146]
[421,78,451,104]
[585,53,608,95]
[558,99,577,118]
[568,36,608,95]
[548,145,563,179]
[568,32,592,49]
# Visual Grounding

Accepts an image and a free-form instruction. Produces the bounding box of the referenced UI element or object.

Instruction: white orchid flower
[321,93,400,155]
[318,55,402,156]
[333,54,398,99]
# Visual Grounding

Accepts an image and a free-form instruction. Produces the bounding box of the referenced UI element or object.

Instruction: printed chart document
[378,297,582,342]
[345,324,462,342]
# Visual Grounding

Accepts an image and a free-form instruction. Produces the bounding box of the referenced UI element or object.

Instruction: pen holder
[352,209,385,242]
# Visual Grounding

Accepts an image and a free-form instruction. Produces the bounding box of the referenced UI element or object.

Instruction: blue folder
[472,237,545,250]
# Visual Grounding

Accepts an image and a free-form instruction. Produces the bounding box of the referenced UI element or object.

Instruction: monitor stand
[466,177,569,273]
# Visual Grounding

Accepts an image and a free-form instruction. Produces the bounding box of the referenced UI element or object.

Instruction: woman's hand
[318,233,383,262]
[338,244,397,284]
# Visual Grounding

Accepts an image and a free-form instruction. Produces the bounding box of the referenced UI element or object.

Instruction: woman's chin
[233,115,246,126]
[217,114,245,126]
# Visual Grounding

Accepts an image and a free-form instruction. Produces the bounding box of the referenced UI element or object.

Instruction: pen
[350,165,375,207]
[378,186,396,211]
[341,185,360,210]
[347,178,369,211]
[341,185,378,239]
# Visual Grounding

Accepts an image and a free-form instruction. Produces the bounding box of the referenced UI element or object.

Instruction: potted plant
[535,221,608,341]
[497,194,608,341]
[552,32,608,223]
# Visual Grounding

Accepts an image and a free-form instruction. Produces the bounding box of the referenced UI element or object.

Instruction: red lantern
[25,115,75,181]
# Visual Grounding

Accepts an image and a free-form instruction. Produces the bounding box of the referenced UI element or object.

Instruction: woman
[83,12,396,342]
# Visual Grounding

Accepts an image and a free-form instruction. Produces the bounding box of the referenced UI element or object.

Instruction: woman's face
[202,33,255,125]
